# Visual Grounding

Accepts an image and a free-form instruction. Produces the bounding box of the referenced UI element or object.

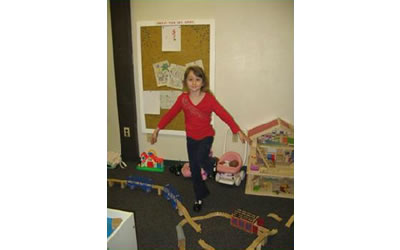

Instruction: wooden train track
[108,178,279,250]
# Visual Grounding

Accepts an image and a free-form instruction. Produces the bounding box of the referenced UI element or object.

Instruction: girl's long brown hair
[182,66,211,93]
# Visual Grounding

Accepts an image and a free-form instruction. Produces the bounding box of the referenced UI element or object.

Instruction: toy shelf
[245,118,294,199]
[247,167,293,178]
[258,144,293,149]
[245,176,294,199]
[247,146,293,177]
[245,171,294,198]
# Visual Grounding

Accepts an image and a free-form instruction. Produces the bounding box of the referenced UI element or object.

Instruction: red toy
[137,149,164,172]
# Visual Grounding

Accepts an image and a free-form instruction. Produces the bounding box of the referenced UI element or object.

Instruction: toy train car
[162,184,182,209]
[127,176,153,193]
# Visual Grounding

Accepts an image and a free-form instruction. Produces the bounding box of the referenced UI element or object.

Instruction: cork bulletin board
[136,19,215,135]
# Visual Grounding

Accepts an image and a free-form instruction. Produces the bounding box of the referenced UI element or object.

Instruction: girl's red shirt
[158,92,240,140]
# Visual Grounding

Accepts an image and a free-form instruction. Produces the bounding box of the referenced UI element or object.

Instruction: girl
[151,66,251,212]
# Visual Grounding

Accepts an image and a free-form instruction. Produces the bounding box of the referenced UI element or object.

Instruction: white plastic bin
[107,208,137,250]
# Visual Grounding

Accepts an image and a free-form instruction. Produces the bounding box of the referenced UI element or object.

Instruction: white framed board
[136,19,215,135]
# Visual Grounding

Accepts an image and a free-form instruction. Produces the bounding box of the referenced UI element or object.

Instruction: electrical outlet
[123,127,130,137]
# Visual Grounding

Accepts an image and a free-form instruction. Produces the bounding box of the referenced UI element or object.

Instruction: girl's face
[186,71,203,93]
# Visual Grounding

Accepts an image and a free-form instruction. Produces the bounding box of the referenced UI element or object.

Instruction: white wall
[107,0,121,153]
[131,0,293,161]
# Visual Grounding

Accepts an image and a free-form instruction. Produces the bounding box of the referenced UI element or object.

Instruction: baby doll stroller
[215,129,248,186]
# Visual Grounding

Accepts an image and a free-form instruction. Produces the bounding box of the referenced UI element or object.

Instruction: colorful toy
[107,177,281,249]
[215,152,246,186]
[107,176,201,232]
[181,163,208,180]
[215,129,247,186]
[127,176,153,193]
[245,118,294,198]
[179,150,213,180]
[162,184,182,209]
[137,149,164,172]
[177,210,277,250]
[230,209,264,234]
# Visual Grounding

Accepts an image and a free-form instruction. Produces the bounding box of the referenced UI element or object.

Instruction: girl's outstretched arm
[238,130,252,144]
[153,93,184,144]
[151,127,160,144]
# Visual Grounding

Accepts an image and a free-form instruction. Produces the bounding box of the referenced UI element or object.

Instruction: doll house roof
[248,118,293,139]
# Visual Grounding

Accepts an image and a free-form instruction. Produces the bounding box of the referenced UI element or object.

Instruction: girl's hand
[151,128,160,144]
[238,130,252,144]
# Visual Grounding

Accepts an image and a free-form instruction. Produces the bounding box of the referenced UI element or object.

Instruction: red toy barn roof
[149,154,163,163]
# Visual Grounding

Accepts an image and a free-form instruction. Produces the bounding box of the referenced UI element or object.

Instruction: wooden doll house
[245,118,294,198]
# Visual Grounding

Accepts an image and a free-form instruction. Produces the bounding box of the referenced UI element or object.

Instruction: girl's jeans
[186,136,214,201]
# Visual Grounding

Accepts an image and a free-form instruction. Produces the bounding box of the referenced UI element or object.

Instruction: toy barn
[137,150,164,172]
[230,209,265,234]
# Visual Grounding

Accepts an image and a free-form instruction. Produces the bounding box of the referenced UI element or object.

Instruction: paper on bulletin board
[160,91,181,109]
[167,64,185,90]
[153,60,170,87]
[185,59,204,69]
[162,25,181,52]
[143,91,160,115]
